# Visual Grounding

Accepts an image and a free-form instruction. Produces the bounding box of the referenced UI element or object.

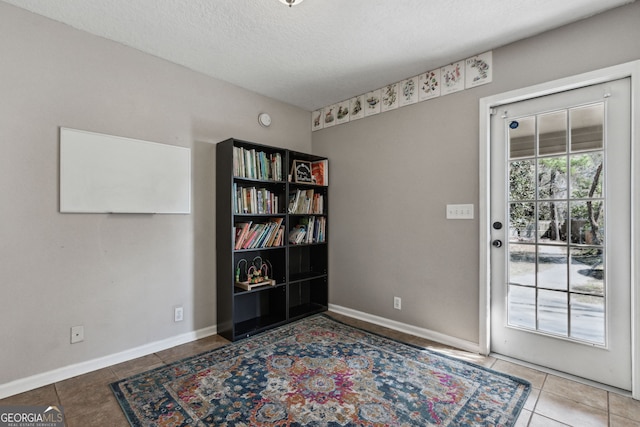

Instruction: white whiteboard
[60,128,191,214]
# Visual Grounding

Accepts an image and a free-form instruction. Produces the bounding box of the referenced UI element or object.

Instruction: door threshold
[490,352,631,397]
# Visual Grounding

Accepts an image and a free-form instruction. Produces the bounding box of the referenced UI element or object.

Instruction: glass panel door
[489,78,631,390]
[507,103,605,345]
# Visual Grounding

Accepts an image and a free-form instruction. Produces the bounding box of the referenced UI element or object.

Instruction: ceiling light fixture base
[278,0,304,7]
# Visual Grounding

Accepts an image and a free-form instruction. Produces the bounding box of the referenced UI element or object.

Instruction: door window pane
[570,152,604,199]
[508,285,536,329]
[538,290,568,336]
[570,104,604,152]
[570,294,604,344]
[570,201,605,245]
[509,116,535,159]
[509,244,536,287]
[509,202,535,243]
[538,156,567,199]
[538,201,568,244]
[570,248,604,296]
[539,111,567,156]
[509,160,536,201]
[538,245,568,291]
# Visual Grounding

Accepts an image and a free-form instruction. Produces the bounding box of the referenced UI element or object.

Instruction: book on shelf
[287,189,324,214]
[288,216,327,244]
[288,224,307,244]
[312,192,323,214]
[234,184,280,214]
[233,146,283,181]
[311,159,328,186]
[234,218,284,250]
[234,222,252,250]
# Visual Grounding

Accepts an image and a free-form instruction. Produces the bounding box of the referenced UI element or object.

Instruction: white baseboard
[328,304,480,354]
[0,325,217,400]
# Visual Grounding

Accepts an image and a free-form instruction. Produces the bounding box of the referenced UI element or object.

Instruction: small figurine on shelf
[236,259,248,283]
[248,265,261,284]
[262,260,271,280]
[248,256,271,283]
[235,257,275,290]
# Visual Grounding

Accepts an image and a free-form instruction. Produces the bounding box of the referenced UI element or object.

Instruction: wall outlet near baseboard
[393,297,402,310]
[71,325,84,344]
[174,306,184,322]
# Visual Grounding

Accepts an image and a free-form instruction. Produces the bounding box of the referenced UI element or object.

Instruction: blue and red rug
[111,315,530,426]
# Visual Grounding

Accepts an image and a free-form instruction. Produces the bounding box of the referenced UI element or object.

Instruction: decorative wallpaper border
[311,51,492,131]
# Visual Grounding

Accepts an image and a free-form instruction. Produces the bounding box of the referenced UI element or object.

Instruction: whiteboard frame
[60,127,191,214]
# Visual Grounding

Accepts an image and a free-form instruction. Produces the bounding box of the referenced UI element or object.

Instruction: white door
[490,78,631,390]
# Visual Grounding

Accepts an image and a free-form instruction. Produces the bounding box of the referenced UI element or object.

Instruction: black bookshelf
[216,138,328,341]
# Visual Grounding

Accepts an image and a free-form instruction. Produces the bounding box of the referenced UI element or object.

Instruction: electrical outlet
[393,297,402,310]
[71,325,84,344]
[174,306,184,322]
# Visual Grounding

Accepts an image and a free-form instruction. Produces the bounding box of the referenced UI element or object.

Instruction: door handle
[492,240,503,248]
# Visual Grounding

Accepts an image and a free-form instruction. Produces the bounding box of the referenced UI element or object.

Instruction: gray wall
[2,0,639,389]
[0,2,310,385]
[312,2,640,344]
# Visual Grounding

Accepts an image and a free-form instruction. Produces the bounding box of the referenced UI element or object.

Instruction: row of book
[310,159,328,186]
[234,184,280,215]
[234,218,285,250]
[288,189,324,214]
[288,216,327,245]
[233,146,283,181]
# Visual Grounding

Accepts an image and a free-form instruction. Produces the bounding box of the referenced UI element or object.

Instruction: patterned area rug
[111,315,530,426]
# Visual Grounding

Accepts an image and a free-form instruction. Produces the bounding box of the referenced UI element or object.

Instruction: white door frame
[479,60,640,398]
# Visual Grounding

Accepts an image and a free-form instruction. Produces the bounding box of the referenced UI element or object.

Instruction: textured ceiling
[2,0,635,111]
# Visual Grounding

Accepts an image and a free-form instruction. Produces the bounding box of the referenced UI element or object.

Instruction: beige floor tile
[611,392,640,422]
[542,374,608,412]
[515,409,532,426]
[0,384,59,406]
[611,413,640,427]
[432,347,497,368]
[491,359,547,389]
[56,367,117,390]
[524,387,541,411]
[65,396,129,427]
[110,353,165,379]
[535,390,608,427]
[60,385,117,418]
[58,384,116,419]
[155,343,206,364]
[189,334,230,353]
[529,413,571,426]
[154,335,229,364]
[55,369,118,419]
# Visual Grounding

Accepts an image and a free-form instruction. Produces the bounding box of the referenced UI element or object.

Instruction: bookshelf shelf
[216,138,328,341]
[233,281,287,295]
[289,272,328,284]
[233,177,284,184]
[234,246,285,253]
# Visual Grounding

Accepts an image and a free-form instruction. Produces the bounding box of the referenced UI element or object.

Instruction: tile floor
[2,311,640,426]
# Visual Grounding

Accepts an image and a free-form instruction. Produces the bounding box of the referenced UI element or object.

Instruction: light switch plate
[446,204,474,219]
